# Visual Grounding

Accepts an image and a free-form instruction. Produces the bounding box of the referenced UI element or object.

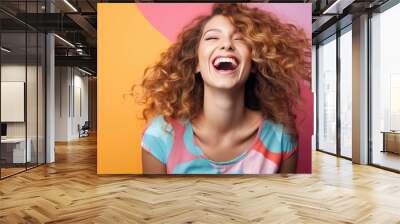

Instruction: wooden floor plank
[0,135,400,223]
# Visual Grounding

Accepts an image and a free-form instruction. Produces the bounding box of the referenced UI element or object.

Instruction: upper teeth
[213,57,237,66]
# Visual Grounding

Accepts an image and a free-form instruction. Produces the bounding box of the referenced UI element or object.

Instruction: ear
[196,64,200,74]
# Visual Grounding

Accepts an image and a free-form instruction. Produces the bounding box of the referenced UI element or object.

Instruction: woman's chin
[205,80,242,91]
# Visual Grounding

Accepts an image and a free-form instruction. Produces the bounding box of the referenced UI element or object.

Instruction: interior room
[1,28,46,177]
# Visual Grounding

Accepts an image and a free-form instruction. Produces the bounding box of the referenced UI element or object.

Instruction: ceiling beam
[55,55,96,70]
[67,13,97,39]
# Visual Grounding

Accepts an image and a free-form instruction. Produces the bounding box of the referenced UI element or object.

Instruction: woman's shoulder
[143,115,189,136]
[141,115,177,164]
[143,115,173,136]
[260,119,285,136]
[258,119,295,152]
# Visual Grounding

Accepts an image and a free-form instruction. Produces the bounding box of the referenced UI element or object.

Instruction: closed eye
[233,33,244,41]
[205,37,218,40]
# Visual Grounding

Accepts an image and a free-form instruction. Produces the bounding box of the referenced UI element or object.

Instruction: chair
[79,121,90,138]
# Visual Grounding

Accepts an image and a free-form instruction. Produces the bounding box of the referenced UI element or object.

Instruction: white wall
[1,82,25,122]
[55,67,89,141]
[1,65,38,138]
[55,67,70,141]
[72,73,89,138]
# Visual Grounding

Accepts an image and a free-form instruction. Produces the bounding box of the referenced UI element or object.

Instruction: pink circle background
[136,3,313,173]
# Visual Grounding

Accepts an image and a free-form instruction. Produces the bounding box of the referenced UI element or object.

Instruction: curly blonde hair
[138,3,311,137]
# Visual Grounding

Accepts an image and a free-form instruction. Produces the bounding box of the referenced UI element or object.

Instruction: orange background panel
[97,4,170,174]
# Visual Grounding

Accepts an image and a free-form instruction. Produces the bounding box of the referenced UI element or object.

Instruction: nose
[220,39,234,51]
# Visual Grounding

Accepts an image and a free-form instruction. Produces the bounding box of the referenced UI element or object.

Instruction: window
[370,2,400,171]
[339,27,352,158]
[317,35,337,154]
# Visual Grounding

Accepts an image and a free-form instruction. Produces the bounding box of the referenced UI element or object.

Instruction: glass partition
[27,31,38,169]
[317,35,337,154]
[339,27,352,158]
[1,30,28,177]
[371,3,400,171]
[26,0,44,169]
[0,1,46,179]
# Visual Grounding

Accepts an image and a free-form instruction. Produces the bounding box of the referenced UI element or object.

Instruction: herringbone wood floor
[1,135,400,224]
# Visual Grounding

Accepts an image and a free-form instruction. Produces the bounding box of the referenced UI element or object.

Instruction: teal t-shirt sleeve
[141,116,173,164]
[281,131,298,160]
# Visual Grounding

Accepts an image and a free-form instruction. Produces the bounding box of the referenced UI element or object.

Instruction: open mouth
[212,56,239,73]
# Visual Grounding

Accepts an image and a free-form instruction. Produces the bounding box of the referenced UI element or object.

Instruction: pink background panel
[136,3,311,42]
[136,3,313,173]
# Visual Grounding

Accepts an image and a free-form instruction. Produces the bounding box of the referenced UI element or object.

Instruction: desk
[1,138,31,163]
[381,131,400,154]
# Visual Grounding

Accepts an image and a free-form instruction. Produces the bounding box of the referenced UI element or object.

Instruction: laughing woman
[139,3,310,174]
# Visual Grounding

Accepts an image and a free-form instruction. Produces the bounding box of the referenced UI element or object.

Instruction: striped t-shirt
[141,115,297,174]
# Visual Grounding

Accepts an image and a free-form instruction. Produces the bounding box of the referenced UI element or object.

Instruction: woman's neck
[197,86,246,133]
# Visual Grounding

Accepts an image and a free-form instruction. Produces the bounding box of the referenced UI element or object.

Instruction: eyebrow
[204,28,222,34]
[202,28,242,39]
[202,29,222,38]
